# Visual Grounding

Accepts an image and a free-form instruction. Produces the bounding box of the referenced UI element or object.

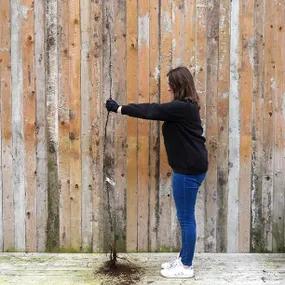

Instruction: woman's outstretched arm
[106,99,186,122]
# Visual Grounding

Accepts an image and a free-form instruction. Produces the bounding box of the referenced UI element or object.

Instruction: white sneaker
[161,256,181,269]
[161,252,181,269]
[160,259,194,279]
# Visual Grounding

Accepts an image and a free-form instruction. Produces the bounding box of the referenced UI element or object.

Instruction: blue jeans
[172,171,206,266]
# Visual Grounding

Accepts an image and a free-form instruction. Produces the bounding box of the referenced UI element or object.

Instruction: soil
[95,258,144,285]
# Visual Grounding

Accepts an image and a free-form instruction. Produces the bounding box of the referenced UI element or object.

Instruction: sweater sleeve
[121,101,185,121]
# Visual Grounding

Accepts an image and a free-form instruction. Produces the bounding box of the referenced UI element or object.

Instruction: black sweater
[121,99,208,175]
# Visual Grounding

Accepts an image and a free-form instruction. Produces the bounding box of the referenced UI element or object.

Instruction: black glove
[106,98,119,113]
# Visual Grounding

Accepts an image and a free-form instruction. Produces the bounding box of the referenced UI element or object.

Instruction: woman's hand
[106,98,119,113]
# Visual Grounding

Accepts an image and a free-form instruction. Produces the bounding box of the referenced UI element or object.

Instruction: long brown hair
[167,66,200,109]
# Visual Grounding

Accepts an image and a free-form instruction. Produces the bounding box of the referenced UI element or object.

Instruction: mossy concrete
[0,253,284,284]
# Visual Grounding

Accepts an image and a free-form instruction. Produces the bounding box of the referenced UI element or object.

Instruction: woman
[105,66,208,279]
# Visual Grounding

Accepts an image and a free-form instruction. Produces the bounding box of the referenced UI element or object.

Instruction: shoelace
[169,258,180,268]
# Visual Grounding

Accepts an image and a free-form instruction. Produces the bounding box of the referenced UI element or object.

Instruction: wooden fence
[0,0,284,253]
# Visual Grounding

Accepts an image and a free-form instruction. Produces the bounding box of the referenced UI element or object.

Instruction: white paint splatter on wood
[282,93,285,119]
[18,4,30,19]
[154,66,159,81]
[172,38,176,53]
[248,36,255,69]
[162,11,171,33]
[138,15,149,46]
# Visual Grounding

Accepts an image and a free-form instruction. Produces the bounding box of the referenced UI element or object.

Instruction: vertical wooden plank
[184,0,196,70]
[195,0,207,127]
[188,0,206,254]
[58,0,71,250]
[227,0,240,253]
[22,0,37,252]
[170,0,185,250]
[80,0,93,252]
[238,0,254,252]
[34,0,48,252]
[0,0,12,251]
[90,0,104,252]
[158,0,174,251]
[11,0,26,251]
[272,0,285,252]
[251,0,266,252]
[195,0,207,252]
[0,0,14,252]
[113,0,127,252]
[101,0,127,252]
[46,0,60,251]
[262,0,274,252]
[282,1,285,253]
[126,0,138,252]
[205,0,219,253]
[149,0,160,252]
[102,0,116,251]
[69,0,81,250]
[185,0,206,253]
[137,0,150,251]
[0,38,2,250]
[172,0,184,67]
[216,0,230,252]
[280,0,285,253]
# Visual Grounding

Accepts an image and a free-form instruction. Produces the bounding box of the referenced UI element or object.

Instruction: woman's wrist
[117,105,122,114]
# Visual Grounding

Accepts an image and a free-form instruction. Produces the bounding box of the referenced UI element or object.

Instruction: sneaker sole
[160,271,195,279]
[160,265,171,270]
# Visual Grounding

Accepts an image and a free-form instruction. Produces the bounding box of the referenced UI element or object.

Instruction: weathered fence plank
[149,0,160,252]
[238,0,254,253]
[251,0,265,253]
[172,0,184,67]
[158,0,174,251]
[35,0,48,252]
[228,0,241,252]
[0,22,2,249]
[22,0,37,252]
[68,0,82,250]
[137,0,150,252]
[262,0,274,252]
[216,0,230,253]
[58,0,71,250]
[90,0,104,253]
[205,0,219,253]
[126,0,138,252]
[170,0,184,250]
[195,0,207,253]
[272,0,285,252]
[184,0,196,70]
[45,0,60,252]
[11,0,26,251]
[101,0,117,251]
[0,0,14,252]
[187,0,204,253]
[113,0,127,252]
[80,0,93,252]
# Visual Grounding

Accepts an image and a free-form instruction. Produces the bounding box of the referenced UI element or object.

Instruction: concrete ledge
[0,253,284,284]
